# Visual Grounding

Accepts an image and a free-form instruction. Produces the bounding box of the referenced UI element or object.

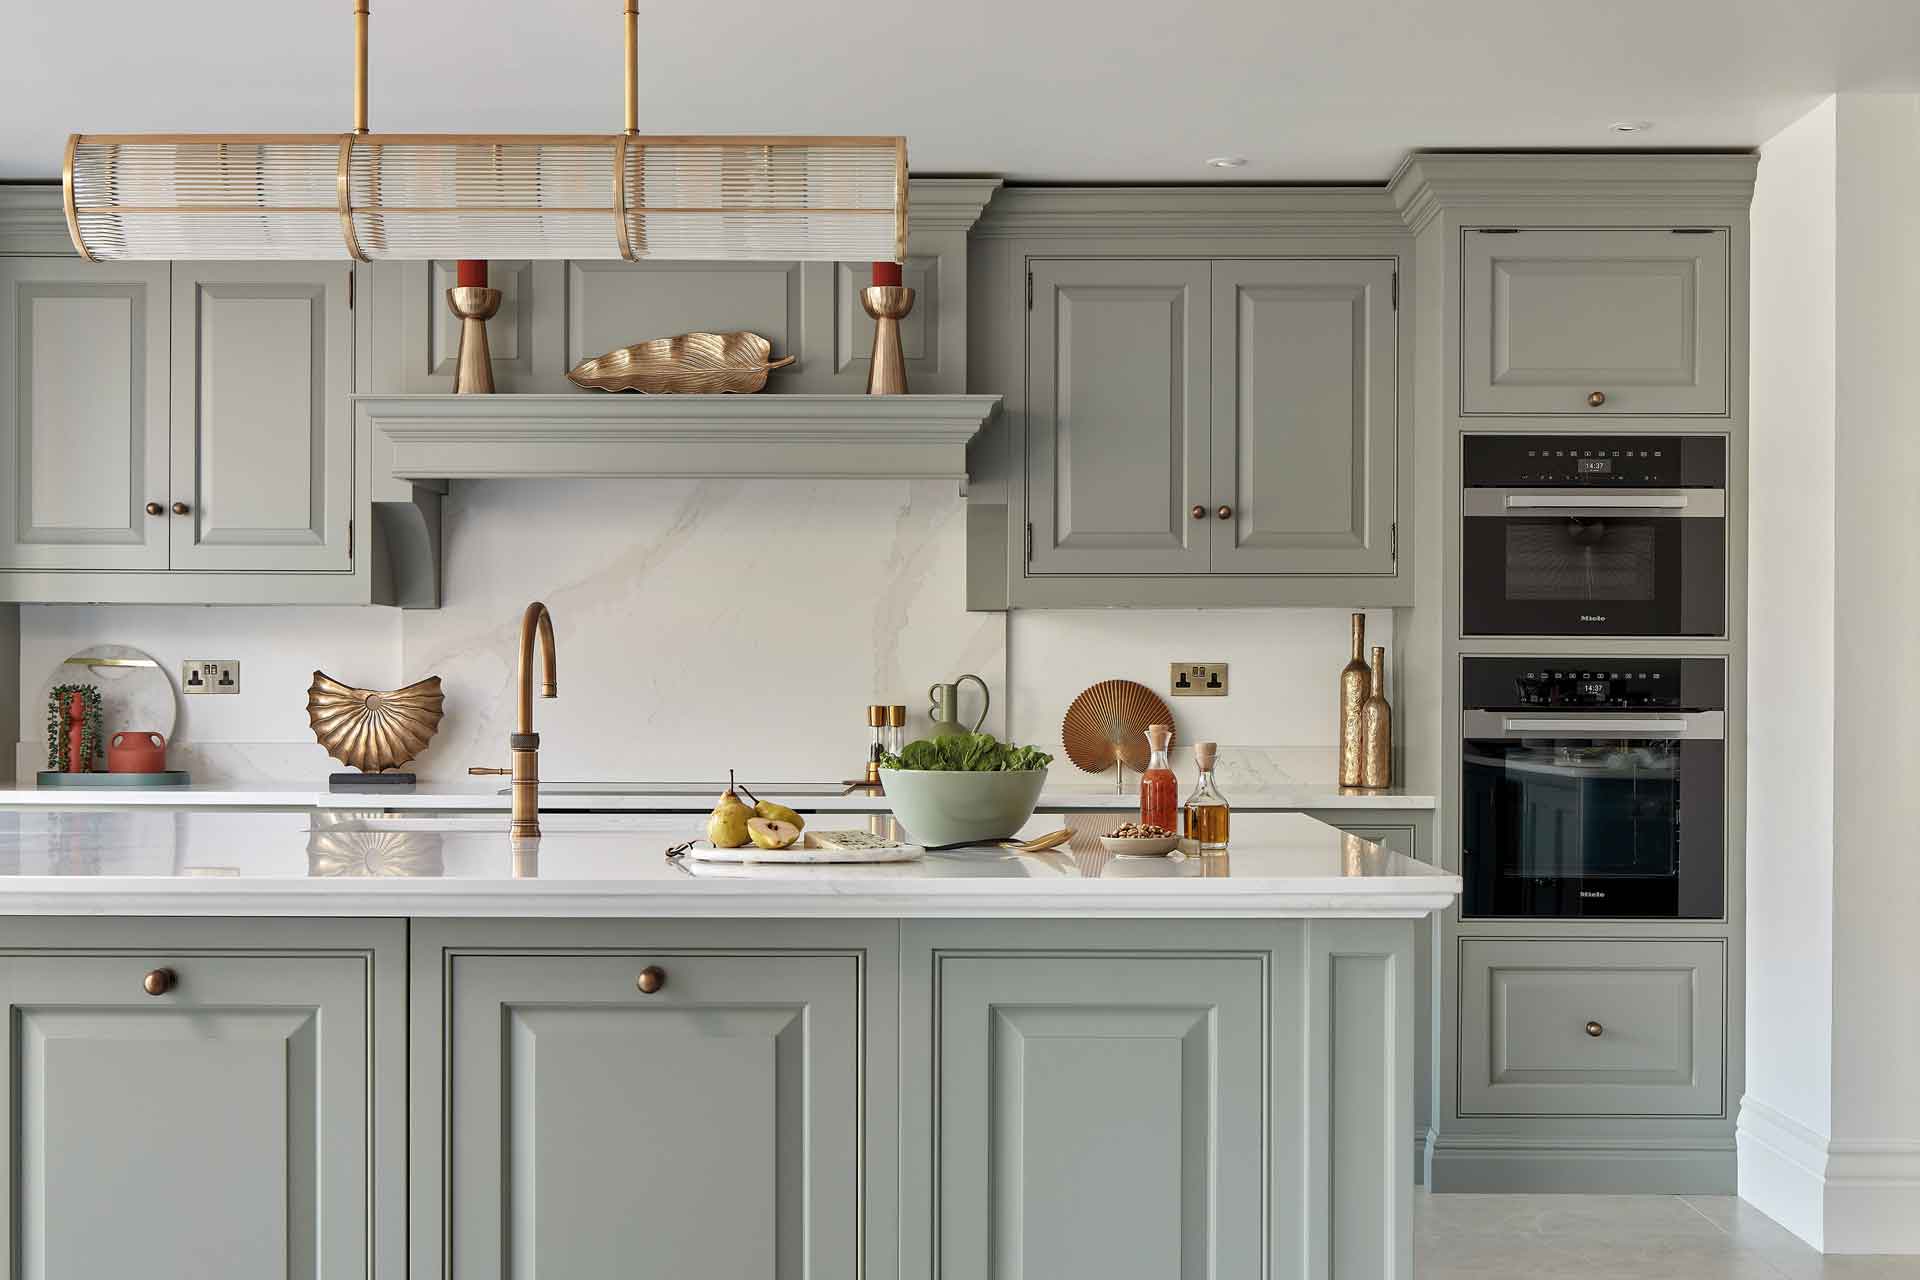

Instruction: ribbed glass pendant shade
[66,134,906,263]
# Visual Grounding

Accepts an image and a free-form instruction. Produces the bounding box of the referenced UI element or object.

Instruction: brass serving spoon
[999,828,1075,853]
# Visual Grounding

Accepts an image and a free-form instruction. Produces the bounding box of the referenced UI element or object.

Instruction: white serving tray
[678,838,925,865]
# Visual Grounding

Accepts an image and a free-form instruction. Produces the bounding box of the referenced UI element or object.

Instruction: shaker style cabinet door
[0,258,171,570]
[1210,259,1398,576]
[169,263,353,571]
[0,951,374,1280]
[1461,227,1730,416]
[933,953,1266,1279]
[442,951,862,1280]
[1026,259,1211,575]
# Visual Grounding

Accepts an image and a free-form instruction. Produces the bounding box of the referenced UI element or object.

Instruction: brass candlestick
[860,285,915,395]
[447,285,502,394]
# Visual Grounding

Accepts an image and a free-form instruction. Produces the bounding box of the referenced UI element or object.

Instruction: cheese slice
[804,829,908,851]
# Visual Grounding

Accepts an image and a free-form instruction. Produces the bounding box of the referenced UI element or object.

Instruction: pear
[747,817,801,851]
[707,772,754,849]
[753,799,805,832]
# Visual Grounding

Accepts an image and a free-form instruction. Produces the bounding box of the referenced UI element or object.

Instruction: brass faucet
[469,601,558,838]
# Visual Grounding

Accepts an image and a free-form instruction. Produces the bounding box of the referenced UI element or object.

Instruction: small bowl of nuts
[1099,822,1182,856]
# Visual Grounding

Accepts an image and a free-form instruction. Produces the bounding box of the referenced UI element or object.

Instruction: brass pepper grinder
[1360,645,1393,789]
[1338,612,1369,788]
[447,260,501,394]
[860,285,915,395]
[864,703,888,787]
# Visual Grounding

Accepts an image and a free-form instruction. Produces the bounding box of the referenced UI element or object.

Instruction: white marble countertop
[0,778,1435,812]
[0,809,1459,919]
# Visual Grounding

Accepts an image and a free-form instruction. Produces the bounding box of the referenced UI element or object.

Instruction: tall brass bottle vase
[1361,645,1392,789]
[1337,613,1370,787]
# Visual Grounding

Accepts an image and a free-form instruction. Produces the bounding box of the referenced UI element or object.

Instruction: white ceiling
[8,0,1919,183]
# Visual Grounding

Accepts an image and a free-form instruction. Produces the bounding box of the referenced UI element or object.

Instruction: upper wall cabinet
[1022,256,1401,589]
[1461,228,1730,417]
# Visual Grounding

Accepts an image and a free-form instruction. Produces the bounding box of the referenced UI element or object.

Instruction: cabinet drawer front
[935,953,1265,1278]
[445,951,860,1280]
[1462,228,1730,416]
[1459,938,1725,1116]
[0,951,371,1280]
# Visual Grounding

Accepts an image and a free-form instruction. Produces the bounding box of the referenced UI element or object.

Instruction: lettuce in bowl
[880,732,1053,773]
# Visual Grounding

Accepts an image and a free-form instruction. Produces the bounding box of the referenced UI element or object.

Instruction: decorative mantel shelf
[356,394,1002,482]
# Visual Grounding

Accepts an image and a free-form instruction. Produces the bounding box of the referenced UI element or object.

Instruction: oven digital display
[1576,457,1613,475]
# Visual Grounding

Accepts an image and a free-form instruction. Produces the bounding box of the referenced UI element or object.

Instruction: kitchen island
[0,807,1456,1279]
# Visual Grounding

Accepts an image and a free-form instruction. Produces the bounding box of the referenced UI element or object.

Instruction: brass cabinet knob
[1586,391,1607,408]
[1216,505,1233,520]
[1190,505,1206,520]
[145,501,164,516]
[143,968,175,996]
[636,966,667,994]
[1584,1020,1604,1038]
[171,501,191,516]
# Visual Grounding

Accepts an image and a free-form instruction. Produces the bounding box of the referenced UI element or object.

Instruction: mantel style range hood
[63,2,906,265]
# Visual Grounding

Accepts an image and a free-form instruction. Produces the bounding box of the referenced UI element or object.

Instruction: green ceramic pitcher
[927,674,990,738]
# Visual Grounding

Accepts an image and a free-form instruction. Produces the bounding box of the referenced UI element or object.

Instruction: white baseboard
[1737,1095,1920,1255]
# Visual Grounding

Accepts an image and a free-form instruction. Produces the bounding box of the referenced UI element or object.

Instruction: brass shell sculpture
[1061,679,1175,775]
[566,330,795,394]
[306,672,445,774]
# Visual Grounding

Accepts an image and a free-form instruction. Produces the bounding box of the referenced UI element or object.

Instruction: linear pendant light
[63,1,907,263]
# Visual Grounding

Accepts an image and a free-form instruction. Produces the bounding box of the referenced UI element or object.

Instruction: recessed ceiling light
[1608,120,1654,133]
[1207,155,1248,169]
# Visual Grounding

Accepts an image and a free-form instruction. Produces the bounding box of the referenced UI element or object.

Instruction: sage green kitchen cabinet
[1210,259,1399,576]
[1025,259,1212,575]
[169,262,353,571]
[1461,227,1730,416]
[1019,255,1401,590]
[0,258,171,570]
[413,921,892,1280]
[0,918,406,1280]
[1458,937,1726,1117]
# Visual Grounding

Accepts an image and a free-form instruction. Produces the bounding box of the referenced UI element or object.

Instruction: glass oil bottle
[1183,741,1231,850]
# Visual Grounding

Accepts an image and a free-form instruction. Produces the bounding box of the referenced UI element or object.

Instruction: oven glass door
[1462,492,1725,636]
[1461,715,1724,917]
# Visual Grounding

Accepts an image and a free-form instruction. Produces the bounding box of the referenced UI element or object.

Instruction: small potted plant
[877,732,1053,847]
[46,684,103,774]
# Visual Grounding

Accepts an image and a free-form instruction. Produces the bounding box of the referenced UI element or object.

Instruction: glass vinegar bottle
[1183,741,1231,849]
[1138,724,1179,832]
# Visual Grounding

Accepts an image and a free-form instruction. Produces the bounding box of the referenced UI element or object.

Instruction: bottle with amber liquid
[1183,740,1231,849]
[1138,723,1179,832]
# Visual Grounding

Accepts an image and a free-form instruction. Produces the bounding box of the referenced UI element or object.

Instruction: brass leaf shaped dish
[306,672,445,773]
[566,330,796,394]
[1061,679,1174,775]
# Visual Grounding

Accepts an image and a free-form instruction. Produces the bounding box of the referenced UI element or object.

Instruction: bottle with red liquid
[1138,723,1178,832]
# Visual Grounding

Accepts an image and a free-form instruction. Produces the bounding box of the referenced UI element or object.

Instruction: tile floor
[1414,1192,1920,1278]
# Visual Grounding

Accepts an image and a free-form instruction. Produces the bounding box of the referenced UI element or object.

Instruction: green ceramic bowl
[877,767,1049,848]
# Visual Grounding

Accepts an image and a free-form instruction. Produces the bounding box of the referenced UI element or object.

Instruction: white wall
[1739,92,1920,1256]
[17,482,1384,788]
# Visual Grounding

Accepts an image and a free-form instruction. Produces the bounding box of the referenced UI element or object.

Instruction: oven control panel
[1463,435,1726,487]
[1462,657,1725,712]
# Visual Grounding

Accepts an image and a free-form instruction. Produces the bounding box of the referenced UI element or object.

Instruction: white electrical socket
[183,660,240,695]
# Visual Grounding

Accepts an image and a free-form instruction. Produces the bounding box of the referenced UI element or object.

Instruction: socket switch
[183,660,241,695]
[1171,662,1228,697]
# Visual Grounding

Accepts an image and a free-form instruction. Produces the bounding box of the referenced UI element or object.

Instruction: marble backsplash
[15,479,1386,789]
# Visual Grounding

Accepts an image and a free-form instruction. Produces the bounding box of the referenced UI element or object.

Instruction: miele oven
[1462,435,1727,637]
[1461,657,1725,919]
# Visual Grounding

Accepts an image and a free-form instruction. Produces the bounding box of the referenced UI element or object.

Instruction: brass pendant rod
[353,0,370,134]
[623,0,639,135]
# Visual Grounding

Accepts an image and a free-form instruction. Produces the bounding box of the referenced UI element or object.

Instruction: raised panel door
[1026,259,1211,575]
[0,259,170,570]
[934,952,1265,1279]
[444,951,860,1280]
[1210,259,1398,575]
[170,263,353,571]
[1462,228,1730,416]
[0,950,372,1280]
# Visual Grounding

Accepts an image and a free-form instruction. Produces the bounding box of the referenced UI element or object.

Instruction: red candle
[871,261,902,288]
[456,259,488,289]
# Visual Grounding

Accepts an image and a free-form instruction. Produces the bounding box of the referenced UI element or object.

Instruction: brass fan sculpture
[1061,679,1175,779]
[566,330,794,394]
[306,672,445,781]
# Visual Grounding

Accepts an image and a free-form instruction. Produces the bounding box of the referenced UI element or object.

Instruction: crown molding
[0,185,73,256]
[1389,151,1758,234]
[907,177,1004,235]
[973,184,1407,239]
